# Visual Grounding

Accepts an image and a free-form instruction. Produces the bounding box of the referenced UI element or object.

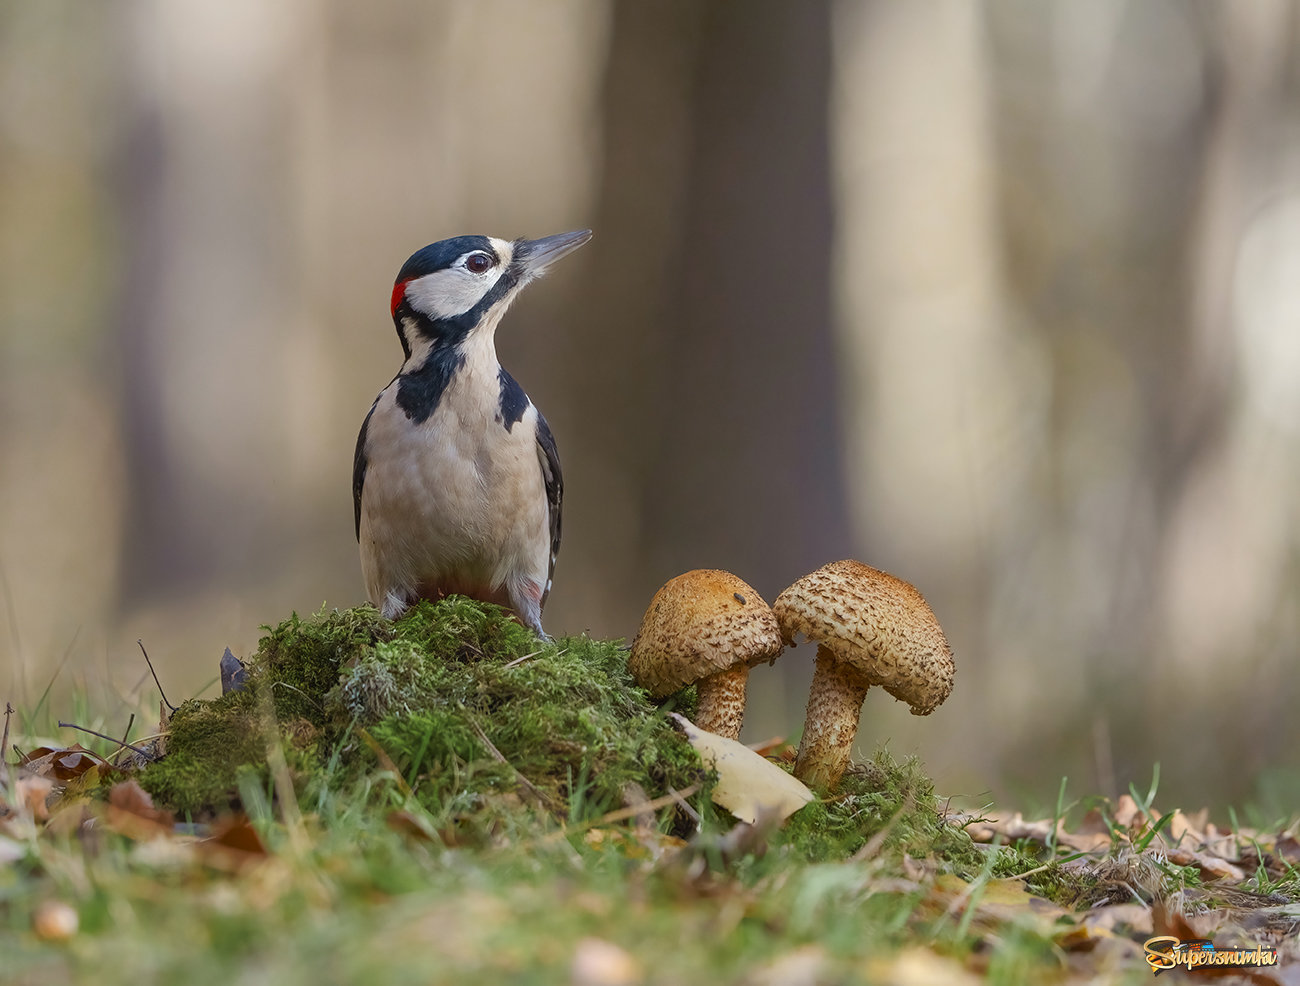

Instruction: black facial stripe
[396,264,523,349]
[394,319,411,361]
[496,367,530,432]
[395,346,466,425]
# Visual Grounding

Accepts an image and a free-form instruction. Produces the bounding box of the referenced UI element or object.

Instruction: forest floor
[2,600,1297,985]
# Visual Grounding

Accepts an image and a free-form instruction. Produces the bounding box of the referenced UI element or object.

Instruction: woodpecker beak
[514,229,592,275]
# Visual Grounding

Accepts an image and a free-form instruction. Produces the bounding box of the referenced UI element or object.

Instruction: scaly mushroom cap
[773,560,954,715]
[628,569,783,698]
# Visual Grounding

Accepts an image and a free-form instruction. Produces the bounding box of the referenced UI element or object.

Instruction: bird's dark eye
[465,252,493,274]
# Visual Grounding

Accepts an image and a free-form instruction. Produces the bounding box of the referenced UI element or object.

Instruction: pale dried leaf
[1082,902,1154,937]
[1275,835,1300,865]
[1165,845,1246,882]
[196,815,269,871]
[32,900,78,941]
[17,773,53,821]
[865,947,981,986]
[1164,808,1203,847]
[18,745,103,781]
[669,714,813,824]
[105,779,175,840]
[1112,794,1142,829]
[924,873,1072,938]
[965,811,1115,853]
[1075,806,1115,838]
[570,937,641,986]
[156,700,169,757]
[50,764,102,814]
[745,945,827,986]
[0,834,23,865]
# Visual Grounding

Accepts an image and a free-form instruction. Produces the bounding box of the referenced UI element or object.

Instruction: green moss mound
[141,598,704,823]
[779,750,986,870]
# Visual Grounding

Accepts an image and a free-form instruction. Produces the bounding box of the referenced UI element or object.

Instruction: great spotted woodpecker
[353,229,591,635]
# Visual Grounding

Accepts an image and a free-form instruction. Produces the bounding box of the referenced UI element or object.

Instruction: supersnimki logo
[1143,936,1279,975]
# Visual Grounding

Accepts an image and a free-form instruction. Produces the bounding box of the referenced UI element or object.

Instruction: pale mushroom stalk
[692,664,750,738]
[792,645,872,791]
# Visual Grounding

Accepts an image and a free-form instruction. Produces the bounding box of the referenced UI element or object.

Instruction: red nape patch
[390,278,411,318]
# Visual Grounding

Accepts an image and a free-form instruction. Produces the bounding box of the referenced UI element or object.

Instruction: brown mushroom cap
[773,559,954,715]
[628,570,783,698]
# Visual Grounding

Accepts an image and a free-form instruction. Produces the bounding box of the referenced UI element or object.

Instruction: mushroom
[628,570,783,739]
[773,560,954,790]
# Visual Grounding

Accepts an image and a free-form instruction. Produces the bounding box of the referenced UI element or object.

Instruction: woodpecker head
[388,229,592,360]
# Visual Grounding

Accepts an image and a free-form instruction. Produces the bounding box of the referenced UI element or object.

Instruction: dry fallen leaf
[746,945,828,986]
[32,900,79,941]
[865,947,982,986]
[387,809,439,844]
[49,764,104,816]
[1165,845,1247,882]
[1112,794,1143,830]
[104,779,175,840]
[920,872,1073,939]
[1082,902,1154,937]
[155,700,169,758]
[964,810,1114,853]
[746,736,796,760]
[18,745,104,782]
[16,773,53,822]
[1275,835,1300,866]
[197,815,269,871]
[669,714,814,824]
[570,937,641,986]
[0,834,24,865]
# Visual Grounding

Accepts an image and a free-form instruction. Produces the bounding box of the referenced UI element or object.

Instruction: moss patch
[779,749,987,872]
[141,598,704,826]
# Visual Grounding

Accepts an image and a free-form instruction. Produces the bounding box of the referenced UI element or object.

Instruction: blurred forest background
[1,0,1298,815]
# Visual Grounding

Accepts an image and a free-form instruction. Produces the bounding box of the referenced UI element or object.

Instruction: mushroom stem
[793,644,872,790]
[693,665,750,739]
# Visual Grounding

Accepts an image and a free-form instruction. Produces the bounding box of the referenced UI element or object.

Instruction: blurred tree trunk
[548,0,849,636]
[980,0,1294,801]
[113,4,302,607]
[980,0,1217,785]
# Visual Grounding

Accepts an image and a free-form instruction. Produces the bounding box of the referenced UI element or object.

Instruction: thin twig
[138,640,177,713]
[271,680,324,711]
[503,645,568,670]
[119,713,135,749]
[849,805,905,863]
[1,703,13,794]
[502,647,546,670]
[260,695,309,856]
[464,712,559,812]
[536,783,703,845]
[586,784,702,828]
[667,784,701,825]
[357,728,412,796]
[58,720,156,761]
[1013,850,1093,881]
[1,703,11,768]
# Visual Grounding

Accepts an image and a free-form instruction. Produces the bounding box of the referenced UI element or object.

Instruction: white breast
[358,347,550,617]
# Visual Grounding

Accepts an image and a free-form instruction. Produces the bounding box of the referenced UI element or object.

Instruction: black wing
[353,396,380,541]
[535,410,563,607]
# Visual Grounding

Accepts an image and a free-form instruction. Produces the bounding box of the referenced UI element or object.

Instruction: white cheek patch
[404,263,505,320]
[488,237,514,266]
